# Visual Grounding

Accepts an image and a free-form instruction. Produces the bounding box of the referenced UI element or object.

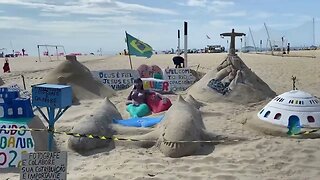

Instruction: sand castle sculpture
[42,55,115,103]
[128,95,218,158]
[188,29,275,104]
[68,98,122,153]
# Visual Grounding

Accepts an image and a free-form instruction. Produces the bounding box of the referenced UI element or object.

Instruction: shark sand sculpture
[127,95,221,158]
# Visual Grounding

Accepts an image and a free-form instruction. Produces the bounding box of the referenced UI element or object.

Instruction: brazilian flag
[126,32,153,58]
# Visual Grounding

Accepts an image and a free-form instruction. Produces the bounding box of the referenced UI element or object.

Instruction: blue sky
[0,0,319,55]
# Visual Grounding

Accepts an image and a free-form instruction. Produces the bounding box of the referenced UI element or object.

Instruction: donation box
[32,84,72,108]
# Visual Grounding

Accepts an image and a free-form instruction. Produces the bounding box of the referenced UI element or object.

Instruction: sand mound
[243,111,320,138]
[42,58,115,103]
[0,77,4,86]
[68,98,122,154]
[188,54,276,104]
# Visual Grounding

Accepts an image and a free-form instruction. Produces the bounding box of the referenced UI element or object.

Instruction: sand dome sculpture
[42,55,115,102]
[188,29,275,104]
[258,90,320,128]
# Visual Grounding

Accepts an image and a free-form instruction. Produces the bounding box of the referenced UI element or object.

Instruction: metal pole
[48,107,55,151]
[56,46,59,60]
[63,46,66,56]
[21,75,26,90]
[37,45,41,62]
[249,27,257,53]
[184,21,188,67]
[125,31,133,70]
[240,38,243,52]
[313,17,315,46]
[264,23,273,55]
[177,29,180,54]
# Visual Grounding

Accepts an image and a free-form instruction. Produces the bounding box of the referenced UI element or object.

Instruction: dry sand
[1,51,320,180]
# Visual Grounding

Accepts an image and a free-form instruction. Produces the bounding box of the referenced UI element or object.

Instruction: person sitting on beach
[126,78,167,117]
[3,57,10,73]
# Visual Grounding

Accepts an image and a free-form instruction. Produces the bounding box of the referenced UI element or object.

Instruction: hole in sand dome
[307,116,315,123]
[259,109,264,114]
[274,113,282,120]
[264,111,270,118]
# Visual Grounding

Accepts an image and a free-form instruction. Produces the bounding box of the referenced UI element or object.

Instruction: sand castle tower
[188,29,275,104]
[258,90,320,128]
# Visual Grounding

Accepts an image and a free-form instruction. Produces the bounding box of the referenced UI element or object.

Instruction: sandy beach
[1,51,320,180]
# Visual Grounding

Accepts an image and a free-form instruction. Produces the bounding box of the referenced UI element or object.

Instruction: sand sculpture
[0,77,4,86]
[68,98,122,153]
[128,95,218,158]
[188,29,275,104]
[257,90,320,136]
[185,94,203,109]
[42,55,115,103]
[28,116,52,151]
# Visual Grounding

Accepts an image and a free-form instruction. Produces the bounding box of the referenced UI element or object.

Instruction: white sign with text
[92,70,140,90]
[163,68,196,91]
[0,122,34,168]
[20,151,67,180]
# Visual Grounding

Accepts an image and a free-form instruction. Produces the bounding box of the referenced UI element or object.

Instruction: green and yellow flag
[126,32,153,58]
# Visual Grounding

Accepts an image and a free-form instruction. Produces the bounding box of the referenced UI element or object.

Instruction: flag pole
[184,21,188,67]
[125,31,133,70]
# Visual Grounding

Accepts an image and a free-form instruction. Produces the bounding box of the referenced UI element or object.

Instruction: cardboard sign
[0,122,35,168]
[21,151,67,180]
[32,84,72,108]
[141,78,170,93]
[163,68,196,91]
[92,70,140,90]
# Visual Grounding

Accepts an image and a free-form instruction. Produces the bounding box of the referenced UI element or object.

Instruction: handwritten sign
[32,84,72,108]
[163,68,196,91]
[0,122,34,168]
[92,70,140,90]
[7,83,32,99]
[21,151,67,180]
[141,78,170,93]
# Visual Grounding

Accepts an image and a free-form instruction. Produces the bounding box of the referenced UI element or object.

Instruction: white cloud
[209,19,230,27]
[114,1,178,15]
[0,14,164,35]
[0,16,25,21]
[217,11,247,17]
[39,12,67,17]
[87,15,163,26]
[0,0,178,16]
[208,0,235,12]
[185,0,207,7]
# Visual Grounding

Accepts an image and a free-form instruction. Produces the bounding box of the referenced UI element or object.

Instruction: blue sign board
[32,84,72,108]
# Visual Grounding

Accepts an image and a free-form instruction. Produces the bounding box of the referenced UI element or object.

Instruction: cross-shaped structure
[220,29,246,55]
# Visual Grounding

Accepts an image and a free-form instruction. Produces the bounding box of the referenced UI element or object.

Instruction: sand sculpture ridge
[0,77,4,86]
[42,57,115,102]
[68,98,122,153]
